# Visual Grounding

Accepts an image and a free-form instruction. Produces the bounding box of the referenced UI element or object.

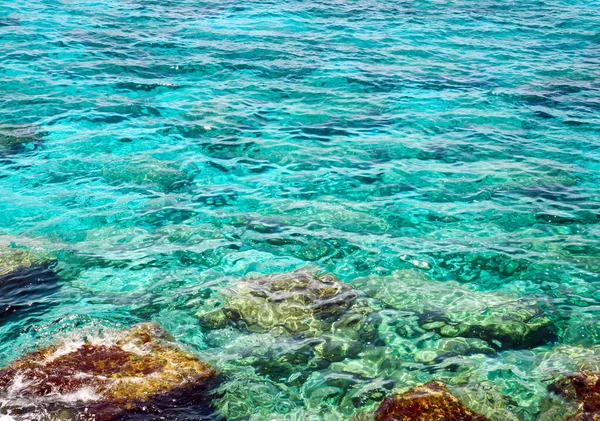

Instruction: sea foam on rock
[0,322,217,420]
[353,270,555,349]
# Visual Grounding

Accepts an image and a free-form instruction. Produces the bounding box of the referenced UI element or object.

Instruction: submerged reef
[197,269,379,340]
[0,247,60,321]
[374,381,489,421]
[0,322,217,420]
[353,270,555,349]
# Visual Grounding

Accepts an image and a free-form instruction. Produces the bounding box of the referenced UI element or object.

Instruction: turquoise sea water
[0,0,600,419]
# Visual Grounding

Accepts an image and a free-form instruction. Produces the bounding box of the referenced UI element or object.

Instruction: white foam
[53,387,101,404]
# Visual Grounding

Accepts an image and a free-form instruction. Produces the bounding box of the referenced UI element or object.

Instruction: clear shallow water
[0,0,599,419]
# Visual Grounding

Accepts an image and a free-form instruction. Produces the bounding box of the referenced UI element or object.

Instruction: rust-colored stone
[374,381,490,421]
[549,371,600,420]
[0,322,216,420]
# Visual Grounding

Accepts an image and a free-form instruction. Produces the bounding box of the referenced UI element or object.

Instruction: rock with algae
[197,269,379,341]
[374,381,490,421]
[0,246,53,277]
[353,270,555,349]
[0,322,217,420]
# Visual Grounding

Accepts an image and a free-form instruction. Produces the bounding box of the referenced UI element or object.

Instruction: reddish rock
[0,322,217,420]
[374,381,489,421]
[549,371,600,420]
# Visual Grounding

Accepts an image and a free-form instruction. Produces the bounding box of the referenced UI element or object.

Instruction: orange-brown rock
[374,381,490,421]
[549,371,600,420]
[0,322,216,420]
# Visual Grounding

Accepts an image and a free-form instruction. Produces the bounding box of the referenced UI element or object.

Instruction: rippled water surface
[1,0,600,419]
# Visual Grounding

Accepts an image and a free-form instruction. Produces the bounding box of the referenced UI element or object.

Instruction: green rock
[353,270,555,349]
[0,247,52,276]
[451,383,520,421]
[198,269,379,340]
[0,124,45,151]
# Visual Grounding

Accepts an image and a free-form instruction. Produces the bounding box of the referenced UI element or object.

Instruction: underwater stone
[101,159,191,191]
[548,371,600,420]
[451,383,520,421]
[414,338,495,364]
[0,247,53,276]
[197,269,379,340]
[374,381,489,421]
[0,247,60,321]
[353,270,555,349]
[302,370,393,416]
[0,322,216,420]
[0,124,46,154]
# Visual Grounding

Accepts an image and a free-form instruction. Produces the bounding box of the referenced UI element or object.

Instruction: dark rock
[0,124,46,155]
[0,248,60,321]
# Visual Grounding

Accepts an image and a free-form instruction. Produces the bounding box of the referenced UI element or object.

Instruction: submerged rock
[0,247,60,321]
[414,338,495,364]
[0,124,46,154]
[451,383,520,421]
[548,371,600,420]
[0,322,217,420]
[101,159,192,192]
[354,270,555,349]
[197,270,379,340]
[374,381,489,421]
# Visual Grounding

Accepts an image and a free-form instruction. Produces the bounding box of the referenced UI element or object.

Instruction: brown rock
[549,371,600,420]
[374,381,490,421]
[0,322,216,420]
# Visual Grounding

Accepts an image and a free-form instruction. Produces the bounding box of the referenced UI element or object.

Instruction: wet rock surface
[374,381,489,421]
[0,322,217,420]
[353,270,555,349]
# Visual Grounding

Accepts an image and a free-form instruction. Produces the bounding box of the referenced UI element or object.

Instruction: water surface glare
[0,0,600,419]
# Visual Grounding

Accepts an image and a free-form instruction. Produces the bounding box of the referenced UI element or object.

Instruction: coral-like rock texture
[199,270,377,339]
[375,381,489,421]
[549,371,600,420]
[0,322,216,420]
